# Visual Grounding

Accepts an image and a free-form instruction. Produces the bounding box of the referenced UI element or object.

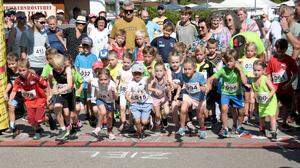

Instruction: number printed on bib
[57,84,71,94]
[33,46,46,62]
[272,70,288,84]
[186,83,200,94]
[224,82,238,93]
[79,68,93,81]
[23,90,37,100]
[131,90,148,103]
[119,85,127,95]
[257,92,269,104]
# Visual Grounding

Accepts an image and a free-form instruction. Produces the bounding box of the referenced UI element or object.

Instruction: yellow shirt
[238,56,259,78]
[107,63,123,82]
[110,17,148,50]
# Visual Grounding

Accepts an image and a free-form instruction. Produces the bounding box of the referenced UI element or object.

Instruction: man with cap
[7,11,29,56]
[63,15,87,60]
[152,4,168,31]
[56,9,66,25]
[19,12,50,75]
[110,0,149,50]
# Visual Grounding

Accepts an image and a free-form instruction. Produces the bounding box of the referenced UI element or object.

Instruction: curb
[0,140,300,149]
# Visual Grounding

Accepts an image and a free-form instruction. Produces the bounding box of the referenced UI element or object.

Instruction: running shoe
[56,130,70,141]
[176,127,186,136]
[92,127,101,136]
[270,131,278,142]
[108,133,116,140]
[162,118,168,128]
[218,128,229,138]
[33,133,41,140]
[198,130,208,139]
[3,128,15,135]
[186,122,196,132]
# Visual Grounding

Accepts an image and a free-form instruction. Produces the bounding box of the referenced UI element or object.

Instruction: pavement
[0,114,300,149]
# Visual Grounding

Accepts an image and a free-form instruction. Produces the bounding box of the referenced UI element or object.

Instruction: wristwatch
[283,28,290,34]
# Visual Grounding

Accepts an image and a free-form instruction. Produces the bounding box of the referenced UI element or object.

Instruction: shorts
[277,93,293,107]
[130,103,152,121]
[220,94,244,108]
[27,107,45,125]
[206,90,220,110]
[183,94,202,110]
[96,99,114,112]
[82,89,91,101]
[152,96,167,107]
[51,93,75,111]
[119,93,127,108]
[244,77,255,92]
[75,97,83,104]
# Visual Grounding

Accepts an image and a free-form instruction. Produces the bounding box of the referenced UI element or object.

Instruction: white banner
[4,3,56,17]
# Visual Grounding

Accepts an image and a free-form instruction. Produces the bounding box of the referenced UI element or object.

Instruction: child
[265,39,298,130]
[168,53,183,130]
[4,53,21,135]
[151,23,176,63]
[173,42,188,63]
[126,63,153,139]
[107,50,123,82]
[116,52,133,131]
[143,46,157,78]
[238,42,259,122]
[49,54,75,140]
[91,69,117,140]
[133,30,147,62]
[110,29,126,60]
[206,39,223,72]
[176,58,207,139]
[148,61,172,131]
[74,37,98,121]
[206,49,248,138]
[252,60,278,141]
[9,59,48,140]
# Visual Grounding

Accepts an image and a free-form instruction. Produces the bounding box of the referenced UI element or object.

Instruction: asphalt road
[0,147,299,168]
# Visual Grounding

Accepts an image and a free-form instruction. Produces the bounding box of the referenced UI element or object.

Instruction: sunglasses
[199,26,206,29]
[39,21,46,25]
[76,22,86,25]
[124,10,134,14]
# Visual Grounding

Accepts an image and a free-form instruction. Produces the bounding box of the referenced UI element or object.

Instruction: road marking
[91,152,100,158]
[130,152,138,158]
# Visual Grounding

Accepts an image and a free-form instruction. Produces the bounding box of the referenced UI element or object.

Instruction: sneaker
[3,128,15,135]
[56,130,70,141]
[162,118,168,128]
[149,115,154,130]
[236,126,246,134]
[92,127,101,136]
[270,131,277,142]
[102,124,108,130]
[198,130,208,139]
[186,122,196,132]
[33,133,41,140]
[243,116,249,124]
[108,133,116,140]
[176,127,186,136]
[218,128,229,138]
[118,123,125,131]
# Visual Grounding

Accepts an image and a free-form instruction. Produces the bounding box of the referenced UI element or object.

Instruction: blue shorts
[96,99,114,112]
[130,103,152,121]
[220,94,244,108]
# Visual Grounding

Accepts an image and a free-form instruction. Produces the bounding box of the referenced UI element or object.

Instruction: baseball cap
[76,15,86,24]
[157,4,165,10]
[93,61,104,70]
[57,9,64,14]
[99,49,109,60]
[81,37,93,46]
[131,63,144,73]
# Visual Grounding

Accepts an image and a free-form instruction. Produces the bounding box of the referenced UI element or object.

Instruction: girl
[239,42,259,123]
[176,58,207,139]
[148,61,172,131]
[252,60,278,141]
[126,63,153,139]
[91,69,117,140]
[110,29,126,60]
[207,49,248,138]
[49,54,74,141]
[116,52,133,131]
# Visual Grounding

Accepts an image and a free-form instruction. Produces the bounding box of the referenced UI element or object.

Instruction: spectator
[191,19,212,51]
[237,8,261,37]
[140,9,160,43]
[152,4,167,32]
[46,15,66,55]
[7,11,29,56]
[19,12,50,75]
[69,7,81,25]
[191,14,200,26]
[224,11,240,37]
[175,7,198,47]
[87,14,97,35]
[261,13,271,36]
[109,0,148,50]
[56,9,66,25]
[279,5,300,59]
[63,15,88,60]
[99,11,113,34]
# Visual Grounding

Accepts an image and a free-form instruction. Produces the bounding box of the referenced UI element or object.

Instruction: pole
[0,0,9,131]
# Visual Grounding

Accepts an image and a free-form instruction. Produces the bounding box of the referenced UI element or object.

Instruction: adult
[237,8,261,37]
[99,11,113,34]
[140,9,160,43]
[191,14,200,26]
[56,9,67,25]
[7,11,29,56]
[87,14,97,35]
[191,19,212,51]
[175,7,198,47]
[209,12,231,50]
[224,11,240,37]
[109,0,148,50]
[63,15,87,60]
[19,12,50,75]
[46,15,66,55]
[152,4,167,31]
[279,5,300,59]
[69,7,81,25]
[261,13,271,36]
[89,16,109,58]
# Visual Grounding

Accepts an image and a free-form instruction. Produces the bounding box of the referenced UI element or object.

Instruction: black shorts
[206,90,221,110]
[51,92,75,111]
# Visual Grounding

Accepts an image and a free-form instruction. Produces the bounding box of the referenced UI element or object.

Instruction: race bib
[272,70,288,84]
[244,62,253,72]
[224,82,238,93]
[257,92,269,104]
[99,93,112,103]
[79,68,93,82]
[57,84,71,94]
[119,85,127,95]
[23,89,36,100]
[131,90,148,103]
[173,79,181,85]
[186,83,200,94]
[33,46,46,62]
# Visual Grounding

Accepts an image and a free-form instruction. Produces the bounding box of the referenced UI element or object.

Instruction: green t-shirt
[143,60,156,78]
[72,69,84,97]
[41,64,53,78]
[213,67,243,95]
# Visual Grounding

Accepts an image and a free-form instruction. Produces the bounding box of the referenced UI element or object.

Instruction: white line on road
[91,152,100,158]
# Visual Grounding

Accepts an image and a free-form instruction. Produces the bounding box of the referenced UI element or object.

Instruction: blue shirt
[74,53,97,89]
[182,72,205,101]
[46,28,65,55]
[151,36,176,63]
[146,21,160,42]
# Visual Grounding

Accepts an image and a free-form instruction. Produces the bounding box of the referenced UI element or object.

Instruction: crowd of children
[3,25,299,141]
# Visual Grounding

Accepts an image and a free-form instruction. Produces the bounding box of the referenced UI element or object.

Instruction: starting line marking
[80,151,172,159]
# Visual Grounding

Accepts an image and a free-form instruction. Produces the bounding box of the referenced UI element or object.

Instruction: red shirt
[112,44,126,60]
[265,54,298,94]
[13,72,48,108]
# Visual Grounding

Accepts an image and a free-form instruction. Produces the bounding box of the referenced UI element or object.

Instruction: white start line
[80,151,171,159]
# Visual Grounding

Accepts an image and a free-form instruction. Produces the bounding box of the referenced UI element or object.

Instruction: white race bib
[23,89,36,100]
[186,83,200,94]
[224,82,238,93]
[257,92,269,104]
[33,46,46,62]
[79,68,93,82]
[244,62,253,72]
[119,85,127,95]
[131,90,148,103]
[57,83,72,94]
[272,70,288,84]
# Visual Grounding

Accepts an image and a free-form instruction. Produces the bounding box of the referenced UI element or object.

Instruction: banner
[4,3,56,18]
[0,0,9,130]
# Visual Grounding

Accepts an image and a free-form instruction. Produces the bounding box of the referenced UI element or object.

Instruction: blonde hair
[46,48,58,61]
[223,49,238,62]
[51,54,65,69]
[17,58,30,68]
[135,30,146,38]
[245,42,257,55]
[194,44,206,54]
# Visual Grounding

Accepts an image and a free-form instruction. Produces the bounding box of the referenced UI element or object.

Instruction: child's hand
[4,93,8,101]
[174,95,179,101]
[200,86,206,92]
[244,84,252,89]
[155,89,163,96]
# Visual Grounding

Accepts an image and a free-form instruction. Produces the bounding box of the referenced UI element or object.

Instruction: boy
[133,30,147,62]
[107,50,123,82]
[151,23,176,63]
[9,59,48,140]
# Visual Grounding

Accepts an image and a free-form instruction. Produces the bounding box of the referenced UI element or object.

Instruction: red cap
[93,61,104,70]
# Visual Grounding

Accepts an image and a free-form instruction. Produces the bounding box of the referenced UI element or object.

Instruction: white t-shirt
[91,79,116,103]
[118,68,133,94]
[89,28,109,57]
[127,77,152,104]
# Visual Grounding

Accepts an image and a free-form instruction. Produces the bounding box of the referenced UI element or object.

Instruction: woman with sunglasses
[224,11,240,38]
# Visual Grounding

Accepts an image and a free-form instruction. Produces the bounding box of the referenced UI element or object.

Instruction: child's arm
[76,83,83,97]
[58,67,73,94]
[265,77,276,98]
[282,72,297,90]
[174,84,182,101]
[125,90,133,104]
[206,76,216,94]
[4,83,12,100]
[90,81,96,104]
[235,62,248,86]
